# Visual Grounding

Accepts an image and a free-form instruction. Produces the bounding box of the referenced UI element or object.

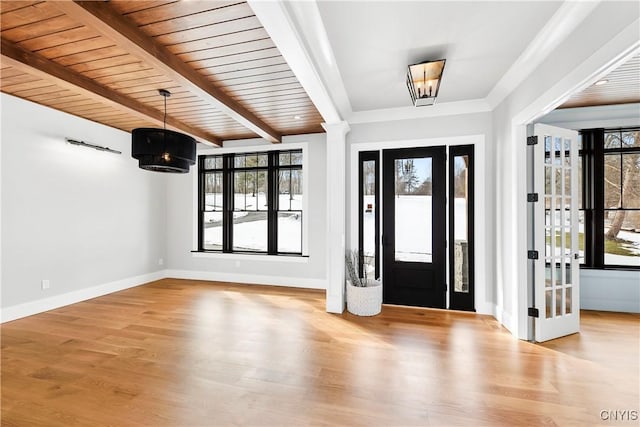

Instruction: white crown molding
[486,1,601,109]
[347,98,492,124]
[248,0,345,124]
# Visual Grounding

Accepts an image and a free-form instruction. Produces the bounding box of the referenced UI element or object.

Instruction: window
[580,128,640,268]
[449,145,475,311]
[198,149,303,255]
[358,151,380,279]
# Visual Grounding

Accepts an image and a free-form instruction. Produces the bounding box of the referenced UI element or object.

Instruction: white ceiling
[316,1,562,112]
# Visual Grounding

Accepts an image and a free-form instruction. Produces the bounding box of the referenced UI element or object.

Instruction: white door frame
[348,134,492,315]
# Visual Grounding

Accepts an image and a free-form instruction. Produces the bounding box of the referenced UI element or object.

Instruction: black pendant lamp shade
[131,89,196,173]
[132,128,196,173]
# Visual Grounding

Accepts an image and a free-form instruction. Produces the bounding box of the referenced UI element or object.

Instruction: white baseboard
[164,269,326,290]
[1,270,167,323]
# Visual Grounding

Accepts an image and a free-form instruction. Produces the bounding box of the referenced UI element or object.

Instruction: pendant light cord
[163,94,167,130]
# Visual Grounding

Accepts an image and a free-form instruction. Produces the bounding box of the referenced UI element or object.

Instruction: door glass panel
[394,157,432,262]
[362,159,376,277]
[566,287,572,314]
[556,288,563,317]
[453,155,469,292]
[545,290,552,318]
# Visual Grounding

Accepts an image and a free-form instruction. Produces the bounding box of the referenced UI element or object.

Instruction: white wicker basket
[346,279,382,316]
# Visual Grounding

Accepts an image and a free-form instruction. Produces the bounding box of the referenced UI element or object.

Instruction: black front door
[382,146,447,308]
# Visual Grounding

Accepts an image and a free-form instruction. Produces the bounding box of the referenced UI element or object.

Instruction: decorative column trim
[323,121,350,313]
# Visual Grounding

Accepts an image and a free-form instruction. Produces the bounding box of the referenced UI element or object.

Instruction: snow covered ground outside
[362,195,468,263]
[203,193,302,252]
[544,213,640,266]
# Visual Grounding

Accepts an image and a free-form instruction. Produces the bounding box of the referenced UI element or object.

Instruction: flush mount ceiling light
[407,59,446,107]
[594,79,609,86]
[131,89,196,173]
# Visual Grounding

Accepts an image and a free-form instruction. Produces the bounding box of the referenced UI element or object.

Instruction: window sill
[191,251,309,263]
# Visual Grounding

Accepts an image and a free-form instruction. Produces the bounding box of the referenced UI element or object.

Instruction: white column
[323,121,350,313]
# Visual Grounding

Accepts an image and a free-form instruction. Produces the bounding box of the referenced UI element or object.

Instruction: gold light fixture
[407,59,446,107]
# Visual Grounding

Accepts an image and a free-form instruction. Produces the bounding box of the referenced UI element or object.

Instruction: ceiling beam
[1,38,221,146]
[54,0,282,144]
[249,0,345,124]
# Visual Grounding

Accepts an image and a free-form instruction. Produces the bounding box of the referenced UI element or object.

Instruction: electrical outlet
[41,279,50,290]
[158,258,164,266]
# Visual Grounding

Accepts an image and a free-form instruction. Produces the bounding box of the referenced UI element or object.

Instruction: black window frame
[197,149,303,256]
[580,127,640,270]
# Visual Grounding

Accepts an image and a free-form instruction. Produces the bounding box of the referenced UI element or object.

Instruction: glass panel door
[382,146,446,308]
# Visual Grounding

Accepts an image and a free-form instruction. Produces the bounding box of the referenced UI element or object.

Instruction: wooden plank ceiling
[558,52,640,109]
[0,1,325,145]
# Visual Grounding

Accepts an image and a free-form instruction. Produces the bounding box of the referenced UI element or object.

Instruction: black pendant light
[132,89,196,173]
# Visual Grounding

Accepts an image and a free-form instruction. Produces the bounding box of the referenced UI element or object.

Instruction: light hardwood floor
[1,279,638,426]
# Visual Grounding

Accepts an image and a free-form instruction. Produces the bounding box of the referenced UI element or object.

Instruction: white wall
[164,133,327,289]
[1,94,167,321]
[581,269,640,313]
[346,112,496,315]
[492,1,640,337]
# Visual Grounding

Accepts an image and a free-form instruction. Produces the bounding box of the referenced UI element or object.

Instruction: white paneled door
[533,124,580,342]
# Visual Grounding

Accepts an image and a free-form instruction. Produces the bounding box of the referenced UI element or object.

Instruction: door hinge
[527,136,538,146]
[527,193,539,202]
[528,307,539,318]
[528,250,539,260]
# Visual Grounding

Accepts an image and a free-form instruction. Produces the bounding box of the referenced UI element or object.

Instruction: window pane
[362,160,376,277]
[279,152,291,166]
[234,171,247,210]
[621,131,639,148]
[257,153,268,167]
[278,170,291,210]
[245,154,258,167]
[257,171,268,211]
[453,155,470,293]
[233,212,267,252]
[203,212,223,250]
[578,210,585,263]
[394,157,432,262]
[234,154,245,168]
[578,155,583,209]
[622,153,640,208]
[604,210,640,266]
[291,151,303,165]
[604,154,621,209]
[278,212,302,253]
[290,170,303,210]
[204,156,222,170]
[605,131,621,149]
[204,172,223,211]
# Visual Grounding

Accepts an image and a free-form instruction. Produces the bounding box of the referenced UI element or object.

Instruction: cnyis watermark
[600,409,639,421]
